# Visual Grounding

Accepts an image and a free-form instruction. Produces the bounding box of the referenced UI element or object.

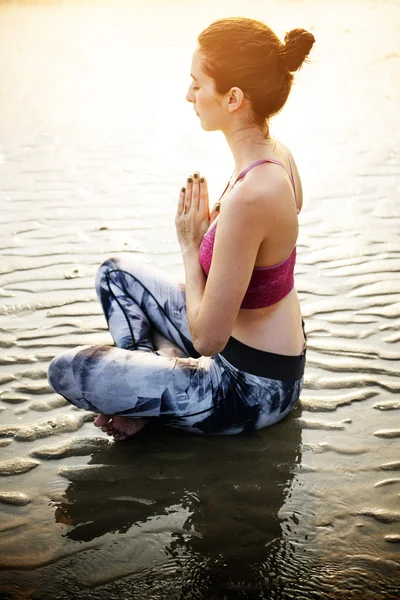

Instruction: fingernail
[187,177,192,183]
[181,187,186,192]
[200,177,204,182]
[193,173,198,179]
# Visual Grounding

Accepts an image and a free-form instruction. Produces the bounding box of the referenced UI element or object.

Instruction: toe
[94,414,110,428]
[112,416,149,436]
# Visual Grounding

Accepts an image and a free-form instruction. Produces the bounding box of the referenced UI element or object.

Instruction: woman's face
[186,48,226,131]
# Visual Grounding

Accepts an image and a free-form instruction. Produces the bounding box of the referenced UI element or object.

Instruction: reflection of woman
[53,414,302,595]
[48,17,315,440]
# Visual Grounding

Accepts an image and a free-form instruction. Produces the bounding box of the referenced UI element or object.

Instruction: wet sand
[0,0,399,598]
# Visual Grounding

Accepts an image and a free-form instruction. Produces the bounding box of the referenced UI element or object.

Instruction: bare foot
[152,330,187,358]
[94,414,149,440]
[94,414,110,428]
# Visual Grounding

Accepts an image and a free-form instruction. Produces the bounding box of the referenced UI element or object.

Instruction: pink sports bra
[199,155,300,309]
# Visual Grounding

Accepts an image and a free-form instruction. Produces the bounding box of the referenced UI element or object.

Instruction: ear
[226,87,245,113]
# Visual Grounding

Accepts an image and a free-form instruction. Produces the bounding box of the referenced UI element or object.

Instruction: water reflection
[2,0,400,597]
[53,406,304,593]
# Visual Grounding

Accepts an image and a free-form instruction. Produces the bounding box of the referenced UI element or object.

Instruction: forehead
[190,47,209,79]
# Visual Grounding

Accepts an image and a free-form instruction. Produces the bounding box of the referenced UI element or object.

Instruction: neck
[222,123,275,180]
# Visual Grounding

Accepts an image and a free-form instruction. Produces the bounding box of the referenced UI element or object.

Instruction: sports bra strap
[234,157,299,214]
[233,159,269,185]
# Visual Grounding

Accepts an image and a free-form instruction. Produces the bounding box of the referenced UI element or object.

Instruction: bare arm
[176,173,277,356]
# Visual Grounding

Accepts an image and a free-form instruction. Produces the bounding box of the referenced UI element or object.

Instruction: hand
[175,172,210,251]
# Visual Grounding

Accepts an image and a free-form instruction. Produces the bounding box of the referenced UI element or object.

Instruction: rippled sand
[0,0,399,598]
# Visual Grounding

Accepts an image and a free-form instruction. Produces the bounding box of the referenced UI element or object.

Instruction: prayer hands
[175,172,210,251]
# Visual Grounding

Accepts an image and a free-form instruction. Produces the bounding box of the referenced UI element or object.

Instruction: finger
[199,176,208,216]
[177,186,186,216]
[185,177,192,213]
[192,173,200,210]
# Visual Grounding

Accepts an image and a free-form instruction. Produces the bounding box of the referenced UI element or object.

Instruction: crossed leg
[93,332,188,440]
[92,255,198,440]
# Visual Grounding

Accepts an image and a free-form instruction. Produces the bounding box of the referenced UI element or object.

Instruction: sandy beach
[0,0,399,598]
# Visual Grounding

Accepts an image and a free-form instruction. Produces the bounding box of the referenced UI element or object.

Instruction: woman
[48,17,315,439]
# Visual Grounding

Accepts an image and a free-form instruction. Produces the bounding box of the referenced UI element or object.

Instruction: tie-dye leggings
[47,256,303,435]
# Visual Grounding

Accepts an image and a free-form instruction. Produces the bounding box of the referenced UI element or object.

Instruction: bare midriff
[232,288,305,356]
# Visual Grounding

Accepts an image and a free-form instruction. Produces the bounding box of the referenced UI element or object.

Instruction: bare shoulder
[232,158,300,218]
[219,171,294,249]
[226,172,283,216]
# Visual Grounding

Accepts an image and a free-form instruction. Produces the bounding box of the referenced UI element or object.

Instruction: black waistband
[219,323,307,381]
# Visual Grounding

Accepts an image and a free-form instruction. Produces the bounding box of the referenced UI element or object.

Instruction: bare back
[230,141,305,355]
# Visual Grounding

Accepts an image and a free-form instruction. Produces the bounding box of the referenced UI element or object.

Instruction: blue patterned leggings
[47,256,303,435]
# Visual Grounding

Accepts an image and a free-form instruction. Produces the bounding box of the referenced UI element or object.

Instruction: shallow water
[0,0,399,598]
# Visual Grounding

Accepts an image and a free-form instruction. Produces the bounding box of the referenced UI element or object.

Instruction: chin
[199,120,218,132]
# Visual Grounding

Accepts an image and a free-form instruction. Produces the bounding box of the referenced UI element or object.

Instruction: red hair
[198,17,315,128]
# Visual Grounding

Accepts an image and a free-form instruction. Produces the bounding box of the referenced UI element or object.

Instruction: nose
[186,84,194,104]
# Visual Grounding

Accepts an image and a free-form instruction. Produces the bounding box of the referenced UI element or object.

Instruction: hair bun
[280,28,315,72]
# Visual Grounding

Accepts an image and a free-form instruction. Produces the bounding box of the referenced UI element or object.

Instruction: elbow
[193,335,228,357]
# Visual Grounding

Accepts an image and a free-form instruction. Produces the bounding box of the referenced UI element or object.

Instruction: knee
[95,254,147,295]
[47,348,87,404]
[48,352,73,398]
[48,346,109,413]
[95,256,120,294]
